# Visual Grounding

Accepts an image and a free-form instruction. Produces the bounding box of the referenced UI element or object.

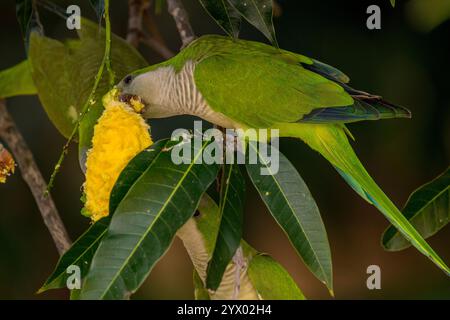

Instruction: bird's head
[117,69,171,118]
[117,73,145,106]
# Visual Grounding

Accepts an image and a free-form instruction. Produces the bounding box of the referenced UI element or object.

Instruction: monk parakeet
[117,35,450,275]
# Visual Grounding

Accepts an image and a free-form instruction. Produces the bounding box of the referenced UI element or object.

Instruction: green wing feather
[189,35,409,127]
[277,122,450,276]
[192,36,353,128]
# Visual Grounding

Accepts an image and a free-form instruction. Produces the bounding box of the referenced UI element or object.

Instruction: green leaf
[227,0,277,46]
[199,0,241,38]
[38,217,110,293]
[390,0,396,7]
[0,60,36,98]
[29,33,78,137]
[206,164,245,290]
[382,167,450,251]
[40,141,166,294]
[79,139,220,299]
[89,0,105,19]
[246,144,333,293]
[28,18,147,140]
[248,254,305,300]
[193,270,210,300]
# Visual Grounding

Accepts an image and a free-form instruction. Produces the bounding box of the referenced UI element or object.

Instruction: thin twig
[126,0,150,47]
[47,0,114,193]
[167,0,196,48]
[126,0,174,58]
[104,0,115,87]
[0,99,71,255]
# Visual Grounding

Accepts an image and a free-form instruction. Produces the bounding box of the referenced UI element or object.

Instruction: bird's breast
[160,61,240,128]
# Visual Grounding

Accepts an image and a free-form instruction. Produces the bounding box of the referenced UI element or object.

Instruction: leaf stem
[167,0,196,47]
[46,0,114,194]
[104,0,115,87]
[126,0,150,47]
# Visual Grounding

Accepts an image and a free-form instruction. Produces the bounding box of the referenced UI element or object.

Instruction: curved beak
[118,93,146,113]
[118,93,138,103]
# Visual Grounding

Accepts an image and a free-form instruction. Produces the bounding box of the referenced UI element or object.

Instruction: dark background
[0,0,449,299]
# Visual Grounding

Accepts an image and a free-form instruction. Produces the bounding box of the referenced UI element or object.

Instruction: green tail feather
[277,122,450,276]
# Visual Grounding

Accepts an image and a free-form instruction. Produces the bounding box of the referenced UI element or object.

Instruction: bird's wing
[192,36,409,127]
[299,97,411,123]
[193,48,353,128]
[300,61,411,123]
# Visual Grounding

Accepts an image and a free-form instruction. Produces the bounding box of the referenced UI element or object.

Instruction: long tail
[277,122,450,275]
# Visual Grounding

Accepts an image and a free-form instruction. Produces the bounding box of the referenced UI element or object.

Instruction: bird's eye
[123,75,133,85]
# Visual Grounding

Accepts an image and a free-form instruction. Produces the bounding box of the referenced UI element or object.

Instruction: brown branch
[127,0,175,60]
[167,0,196,48]
[126,0,151,47]
[126,0,194,57]
[0,99,71,255]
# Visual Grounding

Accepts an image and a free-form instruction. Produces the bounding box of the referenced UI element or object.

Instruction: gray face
[117,66,192,119]
[116,72,173,119]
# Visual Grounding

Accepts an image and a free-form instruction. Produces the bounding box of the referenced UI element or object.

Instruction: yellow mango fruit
[84,88,152,221]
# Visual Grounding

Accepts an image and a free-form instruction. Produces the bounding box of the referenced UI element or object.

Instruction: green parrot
[117,35,450,276]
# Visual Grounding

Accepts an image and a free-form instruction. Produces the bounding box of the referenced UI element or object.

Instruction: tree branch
[127,0,175,59]
[126,0,151,47]
[0,99,71,255]
[167,0,196,48]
